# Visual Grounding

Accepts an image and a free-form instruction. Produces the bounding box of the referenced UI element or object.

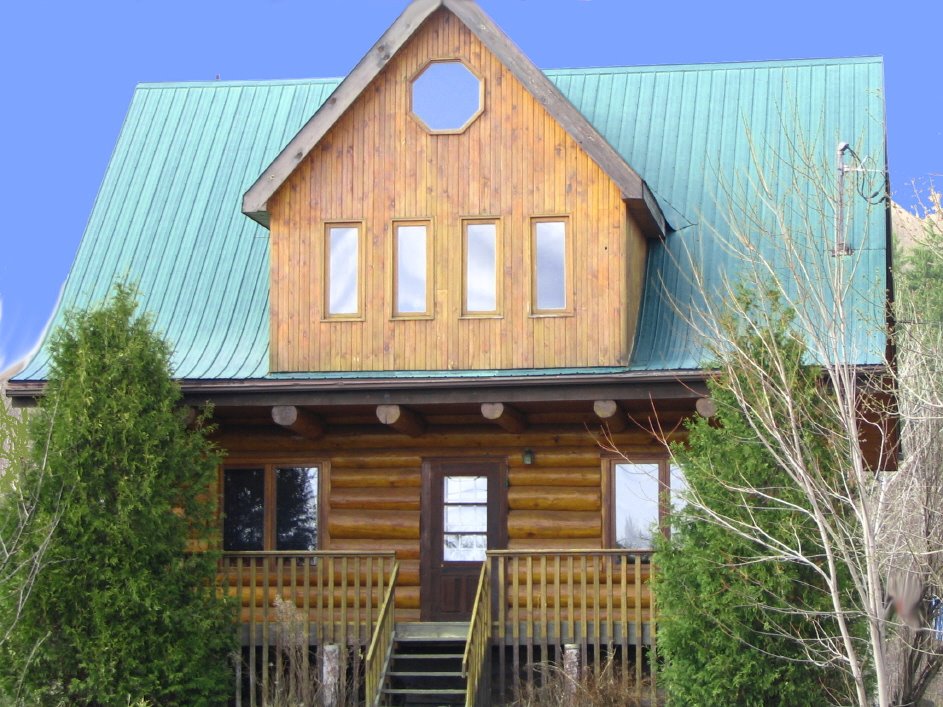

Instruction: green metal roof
[15,57,887,383]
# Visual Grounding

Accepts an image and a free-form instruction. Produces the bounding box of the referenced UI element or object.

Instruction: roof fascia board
[444,0,665,237]
[241,0,443,224]
[242,0,667,238]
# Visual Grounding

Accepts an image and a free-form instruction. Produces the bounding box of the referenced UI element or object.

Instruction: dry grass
[510,656,653,707]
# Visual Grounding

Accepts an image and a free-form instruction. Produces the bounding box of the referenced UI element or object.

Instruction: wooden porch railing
[462,559,492,707]
[364,560,400,707]
[220,551,397,706]
[488,549,656,703]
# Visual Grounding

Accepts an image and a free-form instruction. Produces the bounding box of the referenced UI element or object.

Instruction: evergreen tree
[654,294,862,706]
[0,286,235,705]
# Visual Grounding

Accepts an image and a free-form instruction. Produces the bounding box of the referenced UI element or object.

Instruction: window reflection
[411,61,482,132]
[443,475,488,562]
[534,221,566,311]
[396,224,428,314]
[614,463,659,549]
[223,468,264,551]
[276,467,319,551]
[465,223,497,312]
[328,226,359,315]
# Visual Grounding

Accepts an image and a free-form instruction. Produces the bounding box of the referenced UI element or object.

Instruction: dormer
[243,0,666,374]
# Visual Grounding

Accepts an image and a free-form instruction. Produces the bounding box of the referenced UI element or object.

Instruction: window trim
[408,58,486,136]
[602,456,671,549]
[391,218,435,320]
[461,217,503,318]
[529,215,574,317]
[323,220,366,321]
[220,461,325,552]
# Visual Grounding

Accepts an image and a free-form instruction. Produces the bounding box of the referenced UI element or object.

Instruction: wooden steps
[380,622,469,705]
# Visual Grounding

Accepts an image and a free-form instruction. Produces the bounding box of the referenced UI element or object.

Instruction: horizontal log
[218,559,417,587]
[327,538,420,560]
[508,511,601,539]
[508,485,600,511]
[506,452,601,469]
[593,400,627,432]
[509,469,600,487]
[329,510,420,540]
[507,537,603,551]
[217,428,669,454]
[376,405,425,436]
[502,589,652,610]
[330,487,420,511]
[330,455,424,469]
[229,584,420,610]
[481,402,528,433]
[272,405,325,439]
[330,468,421,488]
[237,606,422,625]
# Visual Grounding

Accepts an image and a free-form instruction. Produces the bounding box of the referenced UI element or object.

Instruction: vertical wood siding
[268,8,647,372]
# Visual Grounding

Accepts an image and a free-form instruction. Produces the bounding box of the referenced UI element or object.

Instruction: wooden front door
[421,459,507,621]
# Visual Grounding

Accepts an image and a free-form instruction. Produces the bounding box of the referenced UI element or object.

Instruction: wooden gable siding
[268,8,647,373]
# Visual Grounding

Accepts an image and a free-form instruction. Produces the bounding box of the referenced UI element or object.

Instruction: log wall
[215,422,672,622]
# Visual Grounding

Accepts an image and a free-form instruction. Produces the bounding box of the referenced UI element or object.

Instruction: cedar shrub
[0,286,236,705]
[653,293,863,706]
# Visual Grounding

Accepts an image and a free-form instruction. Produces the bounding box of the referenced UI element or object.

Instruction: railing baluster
[512,555,520,692]
[525,555,533,689]
[539,554,548,680]
[498,555,506,700]
[635,553,643,702]
[593,553,601,674]
[249,558,257,707]
[620,552,628,677]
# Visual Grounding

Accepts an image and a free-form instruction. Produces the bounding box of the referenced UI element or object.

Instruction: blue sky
[0,0,940,373]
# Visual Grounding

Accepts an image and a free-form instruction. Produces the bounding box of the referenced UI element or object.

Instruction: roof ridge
[136,77,343,90]
[544,55,883,75]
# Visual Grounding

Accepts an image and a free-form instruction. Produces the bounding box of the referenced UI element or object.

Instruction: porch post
[563,643,579,697]
[321,643,340,707]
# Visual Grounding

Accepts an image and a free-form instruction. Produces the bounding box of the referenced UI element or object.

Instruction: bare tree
[649,125,942,706]
[0,375,63,660]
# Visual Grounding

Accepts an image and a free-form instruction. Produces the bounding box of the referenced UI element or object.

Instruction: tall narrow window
[608,460,668,549]
[463,220,499,315]
[394,221,431,317]
[223,465,319,552]
[531,218,570,314]
[325,223,361,318]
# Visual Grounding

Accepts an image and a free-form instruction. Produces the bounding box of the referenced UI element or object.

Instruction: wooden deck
[222,548,656,705]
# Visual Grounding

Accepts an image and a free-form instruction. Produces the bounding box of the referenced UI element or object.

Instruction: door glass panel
[444,533,487,562]
[670,464,687,511]
[444,476,487,503]
[223,468,265,551]
[275,466,319,551]
[614,463,660,549]
[445,504,487,533]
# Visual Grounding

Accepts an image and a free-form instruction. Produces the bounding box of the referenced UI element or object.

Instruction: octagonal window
[411,60,483,133]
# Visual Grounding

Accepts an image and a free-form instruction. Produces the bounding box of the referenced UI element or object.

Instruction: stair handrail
[462,559,492,707]
[365,560,400,707]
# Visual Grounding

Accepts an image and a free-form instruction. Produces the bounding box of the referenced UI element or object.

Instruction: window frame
[529,215,574,316]
[323,220,366,321]
[220,462,324,553]
[461,217,503,318]
[408,58,486,136]
[603,456,671,549]
[391,218,435,320]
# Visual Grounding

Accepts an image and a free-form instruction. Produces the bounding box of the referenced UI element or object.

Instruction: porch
[222,548,657,706]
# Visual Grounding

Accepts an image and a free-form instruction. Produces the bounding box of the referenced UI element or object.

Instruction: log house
[7,1,890,704]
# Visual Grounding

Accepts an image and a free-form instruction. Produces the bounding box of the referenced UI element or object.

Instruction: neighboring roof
[242,0,666,239]
[11,55,887,386]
